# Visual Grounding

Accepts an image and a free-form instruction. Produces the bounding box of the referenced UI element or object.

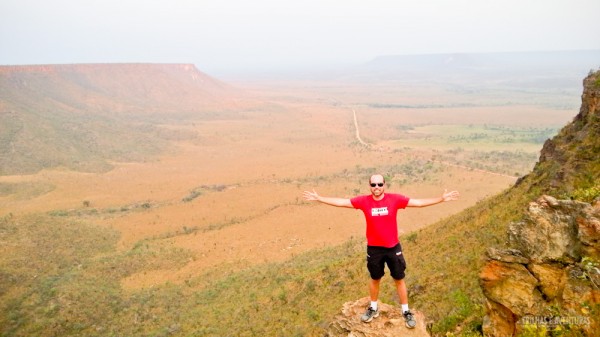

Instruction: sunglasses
[370,183,384,187]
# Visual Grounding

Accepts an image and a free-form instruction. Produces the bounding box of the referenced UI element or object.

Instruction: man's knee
[393,277,405,284]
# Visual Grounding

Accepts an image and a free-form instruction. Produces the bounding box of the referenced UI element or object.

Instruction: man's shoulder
[351,194,368,201]
[385,193,409,199]
[384,193,410,206]
[350,194,371,205]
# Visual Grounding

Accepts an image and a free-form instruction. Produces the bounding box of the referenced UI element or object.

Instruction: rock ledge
[327,297,431,337]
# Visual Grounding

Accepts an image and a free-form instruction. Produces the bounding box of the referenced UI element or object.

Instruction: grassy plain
[0,78,579,336]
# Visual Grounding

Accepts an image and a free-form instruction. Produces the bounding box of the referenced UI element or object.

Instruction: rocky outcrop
[526,70,600,194]
[327,297,430,337]
[480,195,600,337]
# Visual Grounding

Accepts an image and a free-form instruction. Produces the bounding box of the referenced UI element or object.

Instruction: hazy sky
[1,0,599,76]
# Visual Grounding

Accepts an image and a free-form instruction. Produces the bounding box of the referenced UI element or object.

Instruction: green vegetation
[0,107,169,175]
[0,181,55,199]
[579,257,600,289]
[182,184,228,202]
[590,69,600,88]
[299,159,443,188]
[48,201,156,218]
[569,185,600,203]
[0,211,365,336]
[0,213,192,337]
[384,124,560,176]
[432,148,538,177]
[403,124,559,145]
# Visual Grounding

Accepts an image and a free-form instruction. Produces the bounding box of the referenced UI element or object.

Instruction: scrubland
[0,78,579,336]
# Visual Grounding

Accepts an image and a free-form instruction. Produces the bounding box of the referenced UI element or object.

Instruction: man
[302,174,459,328]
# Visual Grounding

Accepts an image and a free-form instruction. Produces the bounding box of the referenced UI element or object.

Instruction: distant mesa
[0,63,246,175]
[0,63,239,115]
[355,50,600,83]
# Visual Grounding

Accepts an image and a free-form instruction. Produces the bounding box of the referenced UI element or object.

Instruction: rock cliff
[522,70,600,195]
[479,70,600,337]
[480,196,599,336]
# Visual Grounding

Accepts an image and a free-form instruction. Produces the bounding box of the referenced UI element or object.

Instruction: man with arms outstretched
[303,174,459,328]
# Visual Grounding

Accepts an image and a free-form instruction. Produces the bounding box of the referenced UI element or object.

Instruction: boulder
[327,297,430,337]
[528,263,566,300]
[481,299,516,337]
[479,260,542,316]
[507,195,586,263]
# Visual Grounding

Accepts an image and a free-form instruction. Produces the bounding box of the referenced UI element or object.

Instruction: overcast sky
[1,0,599,76]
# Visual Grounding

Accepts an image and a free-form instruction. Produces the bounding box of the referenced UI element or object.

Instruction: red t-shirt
[350,193,410,248]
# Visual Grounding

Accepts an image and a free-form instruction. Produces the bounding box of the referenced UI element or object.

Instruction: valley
[0,60,590,336]
[0,76,575,289]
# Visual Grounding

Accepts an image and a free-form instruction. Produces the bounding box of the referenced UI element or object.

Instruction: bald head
[369,174,385,184]
[368,174,385,199]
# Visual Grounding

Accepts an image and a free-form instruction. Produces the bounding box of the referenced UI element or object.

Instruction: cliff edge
[521,70,600,194]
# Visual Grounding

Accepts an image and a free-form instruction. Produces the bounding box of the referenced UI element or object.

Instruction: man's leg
[394,278,408,305]
[394,277,417,328]
[366,246,385,307]
[388,244,408,306]
[388,244,417,329]
[361,278,382,322]
[369,278,381,302]
[362,245,385,323]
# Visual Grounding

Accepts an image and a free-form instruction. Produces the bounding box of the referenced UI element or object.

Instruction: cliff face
[480,195,599,336]
[480,70,600,336]
[523,70,600,194]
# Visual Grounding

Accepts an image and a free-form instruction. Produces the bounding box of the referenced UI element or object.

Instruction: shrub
[570,186,600,203]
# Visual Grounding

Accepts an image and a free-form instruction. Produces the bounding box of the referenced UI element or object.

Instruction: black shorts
[366,243,406,280]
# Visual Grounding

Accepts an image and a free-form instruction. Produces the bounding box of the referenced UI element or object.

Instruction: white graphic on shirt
[371,207,389,216]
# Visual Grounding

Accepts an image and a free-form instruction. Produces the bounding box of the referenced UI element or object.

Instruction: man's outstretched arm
[303,190,354,208]
[407,189,460,208]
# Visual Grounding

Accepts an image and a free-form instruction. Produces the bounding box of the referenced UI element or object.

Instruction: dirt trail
[352,108,370,147]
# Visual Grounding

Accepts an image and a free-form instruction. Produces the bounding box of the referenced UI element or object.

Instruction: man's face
[369,175,385,198]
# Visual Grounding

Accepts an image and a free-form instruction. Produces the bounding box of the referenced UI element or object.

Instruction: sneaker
[360,306,379,323]
[403,310,417,329]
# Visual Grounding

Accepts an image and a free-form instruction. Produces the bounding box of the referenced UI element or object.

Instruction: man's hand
[303,189,320,201]
[442,189,460,202]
